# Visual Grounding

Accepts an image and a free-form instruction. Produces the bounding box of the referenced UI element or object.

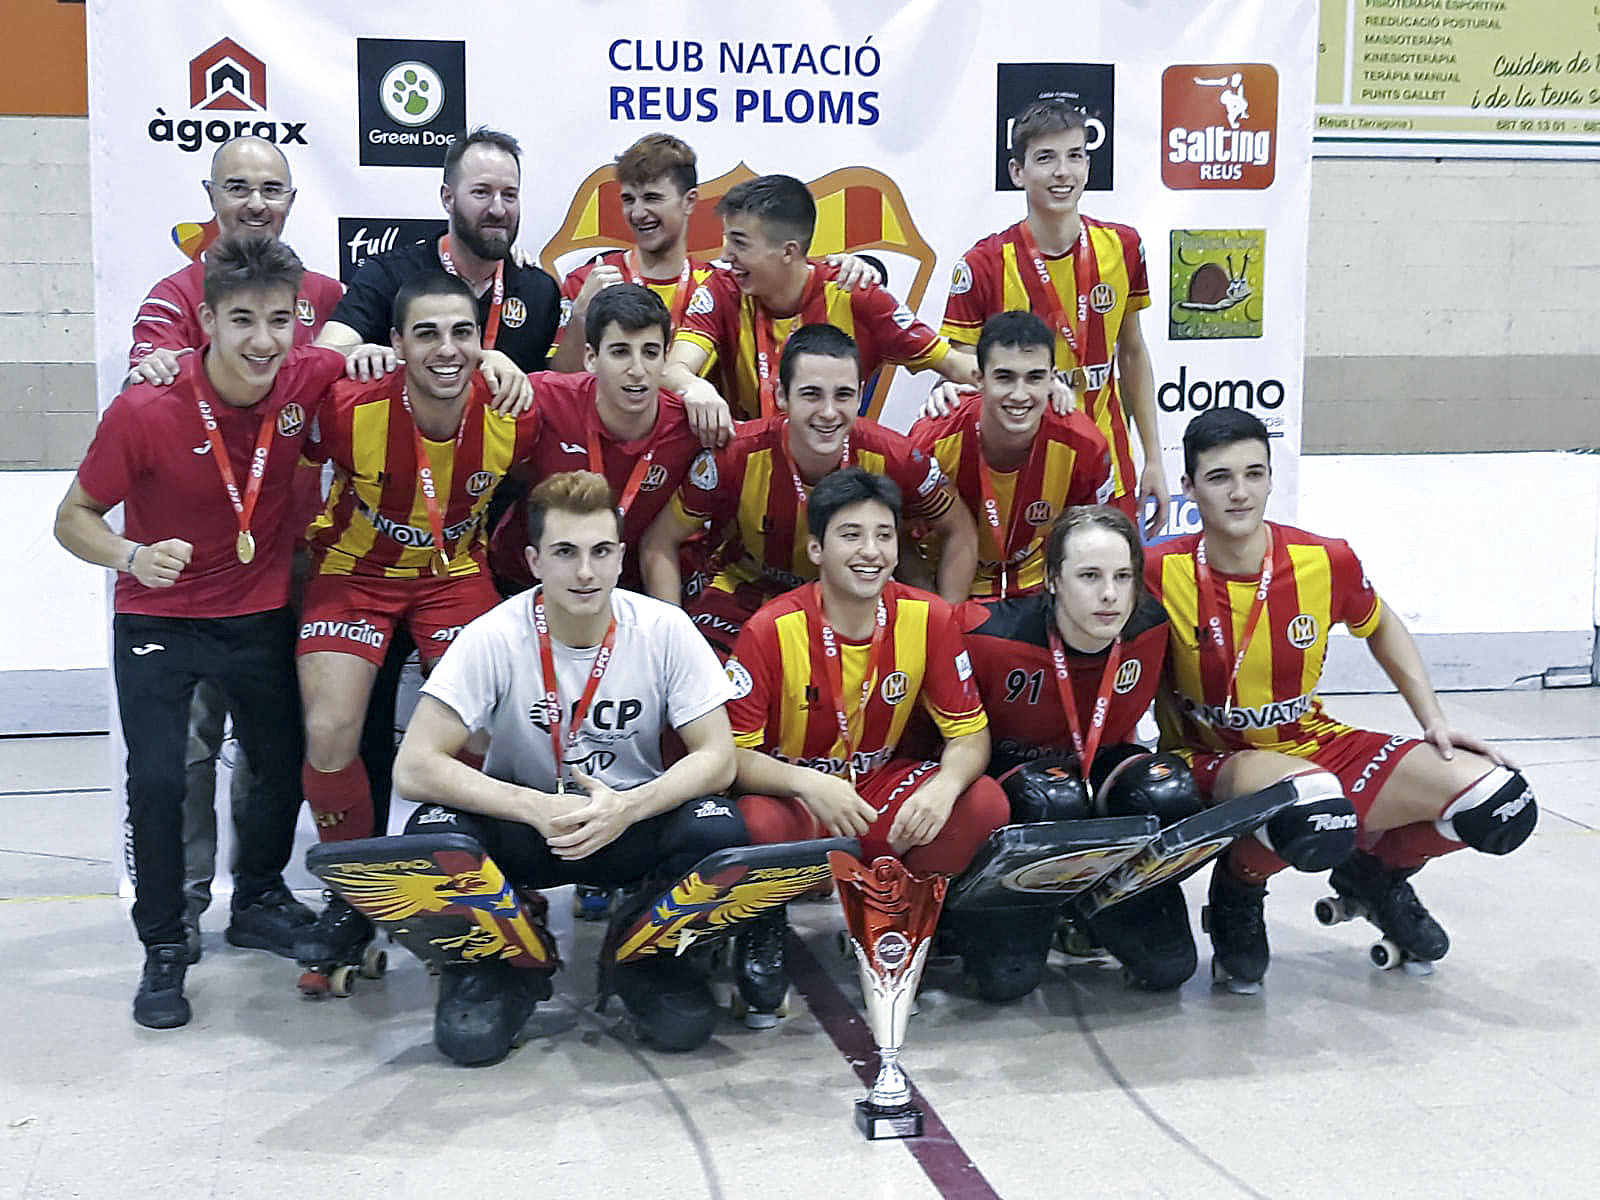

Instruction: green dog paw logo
[379,61,444,128]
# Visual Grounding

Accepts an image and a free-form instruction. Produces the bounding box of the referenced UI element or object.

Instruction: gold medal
[432,549,450,576]
[236,530,256,564]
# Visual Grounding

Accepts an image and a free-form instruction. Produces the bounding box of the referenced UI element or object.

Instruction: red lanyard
[1193,527,1275,717]
[624,250,694,335]
[586,424,656,517]
[972,415,1043,600]
[438,235,505,350]
[1010,219,1100,391]
[1048,628,1122,799]
[194,393,275,564]
[814,587,891,785]
[532,589,619,793]
[752,265,817,417]
[399,383,468,576]
[778,420,851,517]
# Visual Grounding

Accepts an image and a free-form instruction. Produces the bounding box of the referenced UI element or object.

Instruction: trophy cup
[828,850,948,1140]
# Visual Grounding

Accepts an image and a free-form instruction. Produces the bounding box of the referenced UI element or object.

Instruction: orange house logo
[190,38,266,112]
[1162,64,1278,190]
[541,162,938,420]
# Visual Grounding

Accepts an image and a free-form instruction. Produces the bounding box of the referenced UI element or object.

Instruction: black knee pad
[1095,750,1202,826]
[1254,771,1357,871]
[1442,767,1536,855]
[998,756,1091,823]
[404,803,473,836]
[660,794,747,864]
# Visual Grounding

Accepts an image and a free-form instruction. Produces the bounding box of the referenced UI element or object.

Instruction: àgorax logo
[148,38,308,156]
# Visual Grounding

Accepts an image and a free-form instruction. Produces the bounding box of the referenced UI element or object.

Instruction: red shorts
[687,579,773,661]
[1180,728,1423,822]
[297,569,500,667]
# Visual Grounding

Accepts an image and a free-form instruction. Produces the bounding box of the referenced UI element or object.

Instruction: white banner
[88,0,1315,541]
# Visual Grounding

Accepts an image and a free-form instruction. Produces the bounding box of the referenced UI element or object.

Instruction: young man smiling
[55,239,354,1027]
[1148,409,1537,989]
[911,311,1113,600]
[641,324,979,657]
[943,100,1166,535]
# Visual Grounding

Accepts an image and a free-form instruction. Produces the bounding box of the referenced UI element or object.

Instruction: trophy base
[855,1098,924,1140]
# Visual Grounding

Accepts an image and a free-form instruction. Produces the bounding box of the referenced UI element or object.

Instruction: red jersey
[726,580,987,780]
[957,591,1168,775]
[486,372,704,592]
[554,251,717,347]
[306,375,539,579]
[909,392,1113,598]
[76,347,348,618]
[1146,522,1385,757]
[675,262,951,421]
[941,218,1149,499]
[670,415,957,597]
[127,259,343,369]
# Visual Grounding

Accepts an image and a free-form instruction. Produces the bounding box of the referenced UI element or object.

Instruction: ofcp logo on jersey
[1169,229,1266,340]
[994,63,1116,192]
[357,39,466,167]
[147,38,308,154]
[1162,64,1278,190]
[336,217,448,285]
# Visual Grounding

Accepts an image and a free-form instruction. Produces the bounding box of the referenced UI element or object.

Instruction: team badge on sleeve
[949,258,973,296]
[689,448,719,491]
[686,285,714,316]
[726,657,754,699]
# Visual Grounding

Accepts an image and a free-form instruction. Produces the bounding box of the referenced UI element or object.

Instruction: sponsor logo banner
[337,217,449,283]
[1169,228,1265,340]
[357,38,466,167]
[1162,63,1278,190]
[994,62,1116,192]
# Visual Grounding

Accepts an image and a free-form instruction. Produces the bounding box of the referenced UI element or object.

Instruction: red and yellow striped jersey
[1146,523,1384,756]
[727,580,987,779]
[671,415,957,598]
[306,375,538,579]
[909,391,1113,598]
[554,252,717,346]
[675,262,950,421]
[941,218,1150,498]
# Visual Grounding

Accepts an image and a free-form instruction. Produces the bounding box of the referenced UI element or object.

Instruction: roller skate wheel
[359,944,387,979]
[330,964,357,996]
[1369,940,1401,970]
[1313,897,1341,926]
[297,969,331,998]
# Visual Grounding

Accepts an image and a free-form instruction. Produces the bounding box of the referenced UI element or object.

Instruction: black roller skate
[732,906,791,1028]
[295,892,386,998]
[1202,860,1269,995]
[1318,851,1448,975]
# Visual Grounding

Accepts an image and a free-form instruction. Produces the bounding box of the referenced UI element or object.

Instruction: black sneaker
[615,955,718,1052]
[433,963,553,1066]
[227,883,317,958]
[733,907,789,1024]
[1204,860,1270,985]
[1329,852,1450,962]
[957,906,1057,1004]
[133,944,192,1029]
[1084,881,1197,991]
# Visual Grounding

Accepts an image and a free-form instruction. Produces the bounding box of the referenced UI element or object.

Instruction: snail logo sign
[1169,229,1265,340]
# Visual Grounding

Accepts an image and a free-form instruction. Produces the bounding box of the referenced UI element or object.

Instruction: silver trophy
[829,850,948,1139]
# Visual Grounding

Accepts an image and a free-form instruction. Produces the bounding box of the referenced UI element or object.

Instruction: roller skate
[1317,851,1448,975]
[294,892,387,998]
[731,906,791,1028]
[572,885,614,922]
[1202,860,1269,995]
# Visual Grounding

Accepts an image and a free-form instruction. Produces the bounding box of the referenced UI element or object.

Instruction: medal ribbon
[624,250,695,335]
[532,589,620,792]
[399,383,470,574]
[1193,527,1275,717]
[1048,628,1122,799]
[778,420,851,558]
[439,235,505,350]
[1009,220,1105,397]
[586,424,656,518]
[195,393,275,558]
[972,413,1049,600]
[752,265,820,417]
[814,586,891,785]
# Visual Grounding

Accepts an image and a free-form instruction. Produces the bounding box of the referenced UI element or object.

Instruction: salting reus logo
[358,39,466,167]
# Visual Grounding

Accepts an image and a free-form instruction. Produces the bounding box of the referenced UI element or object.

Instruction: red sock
[1370,822,1462,871]
[1226,836,1289,883]
[736,794,819,844]
[302,760,374,842]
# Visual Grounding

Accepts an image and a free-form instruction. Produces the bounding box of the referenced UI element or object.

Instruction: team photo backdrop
[88,0,1315,541]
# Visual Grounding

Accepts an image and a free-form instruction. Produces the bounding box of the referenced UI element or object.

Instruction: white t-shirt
[421,588,734,792]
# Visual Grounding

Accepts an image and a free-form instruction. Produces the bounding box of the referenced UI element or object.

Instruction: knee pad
[403,803,467,835]
[1252,770,1358,872]
[1438,767,1536,855]
[1095,750,1203,826]
[998,756,1092,823]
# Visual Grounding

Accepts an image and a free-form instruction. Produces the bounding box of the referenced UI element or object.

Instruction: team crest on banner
[541,161,937,421]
